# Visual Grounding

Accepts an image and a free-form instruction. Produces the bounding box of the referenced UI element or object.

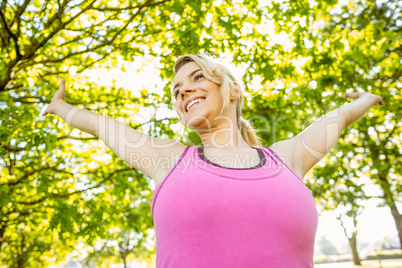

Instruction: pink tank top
[151,145,318,268]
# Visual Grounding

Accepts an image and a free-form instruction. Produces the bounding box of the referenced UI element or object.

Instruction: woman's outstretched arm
[270,92,385,178]
[43,81,185,183]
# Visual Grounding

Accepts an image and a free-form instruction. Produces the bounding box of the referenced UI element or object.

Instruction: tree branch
[0,7,21,59]
[0,83,23,92]
[14,0,31,38]
[0,144,26,152]
[336,214,352,239]
[91,0,172,12]
[15,168,135,207]
[2,166,73,187]
[56,135,99,141]
[23,0,96,60]
[9,95,47,104]
[51,168,134,198]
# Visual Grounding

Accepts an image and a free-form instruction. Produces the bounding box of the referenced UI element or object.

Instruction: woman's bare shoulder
[269,139,294,161]
[150,140,188,186]
[269,139,303,178]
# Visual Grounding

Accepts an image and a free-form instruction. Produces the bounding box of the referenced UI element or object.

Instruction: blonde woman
[44,54,384,267]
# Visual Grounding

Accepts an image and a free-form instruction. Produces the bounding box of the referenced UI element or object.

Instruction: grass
[315,258,402,268]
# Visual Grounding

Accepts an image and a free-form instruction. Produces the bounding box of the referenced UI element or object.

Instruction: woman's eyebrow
[173,69,202,91]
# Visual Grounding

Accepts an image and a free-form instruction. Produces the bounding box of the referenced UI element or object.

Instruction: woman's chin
[184,114,212,131]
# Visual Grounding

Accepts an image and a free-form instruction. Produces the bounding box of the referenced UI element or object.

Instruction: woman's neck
[198,126,250,150]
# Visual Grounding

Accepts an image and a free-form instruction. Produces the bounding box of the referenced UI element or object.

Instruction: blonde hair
[173,54,261,147]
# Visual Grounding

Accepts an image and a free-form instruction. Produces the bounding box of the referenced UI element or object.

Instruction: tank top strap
[190,145,283,180]
[151,145,191,212]
[261,147,304,183]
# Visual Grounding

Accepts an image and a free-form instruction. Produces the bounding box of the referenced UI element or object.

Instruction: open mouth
[186,97,205,112]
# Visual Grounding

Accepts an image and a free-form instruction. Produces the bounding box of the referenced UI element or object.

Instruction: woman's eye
[195,74,204,81]
[173,90,179,98]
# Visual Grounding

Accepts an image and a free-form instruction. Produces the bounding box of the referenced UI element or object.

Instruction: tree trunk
[379,174,402,251]
[389,205,402,252]
[0,224,6,251]
[337,214,362,266]
[119,250,127,268]
[122,255,127,268]
[348,232,362,266]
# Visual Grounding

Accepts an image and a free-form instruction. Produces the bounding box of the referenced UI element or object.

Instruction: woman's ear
[230,82,241,101]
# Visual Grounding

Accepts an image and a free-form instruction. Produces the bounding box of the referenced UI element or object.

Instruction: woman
[44,54,384,267]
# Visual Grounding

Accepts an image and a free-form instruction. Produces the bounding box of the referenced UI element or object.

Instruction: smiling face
[173,61,226,131]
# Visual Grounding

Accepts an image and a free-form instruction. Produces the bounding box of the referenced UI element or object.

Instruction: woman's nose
[179,85,196,98]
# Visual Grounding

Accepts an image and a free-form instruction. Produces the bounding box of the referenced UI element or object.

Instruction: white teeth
[186,98,205,111]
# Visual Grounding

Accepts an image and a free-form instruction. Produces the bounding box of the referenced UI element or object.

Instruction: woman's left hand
[343,92,385,106]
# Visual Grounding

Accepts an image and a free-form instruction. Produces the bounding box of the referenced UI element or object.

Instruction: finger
[52,80,66,100]
[376,96,385,106]
[59,80,66,90]
[343,93,358,99]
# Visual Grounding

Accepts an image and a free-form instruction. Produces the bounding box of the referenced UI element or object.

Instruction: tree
[85,229,153,268]
[336,209,363,266]
[239,0,401,260]
[317,236,339,256]
[0,0,196,265]
[244,0,401,256]
[2,0,311,265]
[1,0,400,266]
[307,0,402,249]
[308,157,367,265]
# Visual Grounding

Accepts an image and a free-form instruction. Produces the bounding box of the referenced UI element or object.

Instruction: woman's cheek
[175,105,185,121]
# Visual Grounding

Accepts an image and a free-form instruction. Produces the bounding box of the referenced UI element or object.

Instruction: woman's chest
[153,168,318,241]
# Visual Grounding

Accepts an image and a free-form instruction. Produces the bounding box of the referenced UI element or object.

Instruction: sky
[316,201,398,249]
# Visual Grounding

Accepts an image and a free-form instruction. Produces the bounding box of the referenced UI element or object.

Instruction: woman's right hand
[43,80,66,116]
